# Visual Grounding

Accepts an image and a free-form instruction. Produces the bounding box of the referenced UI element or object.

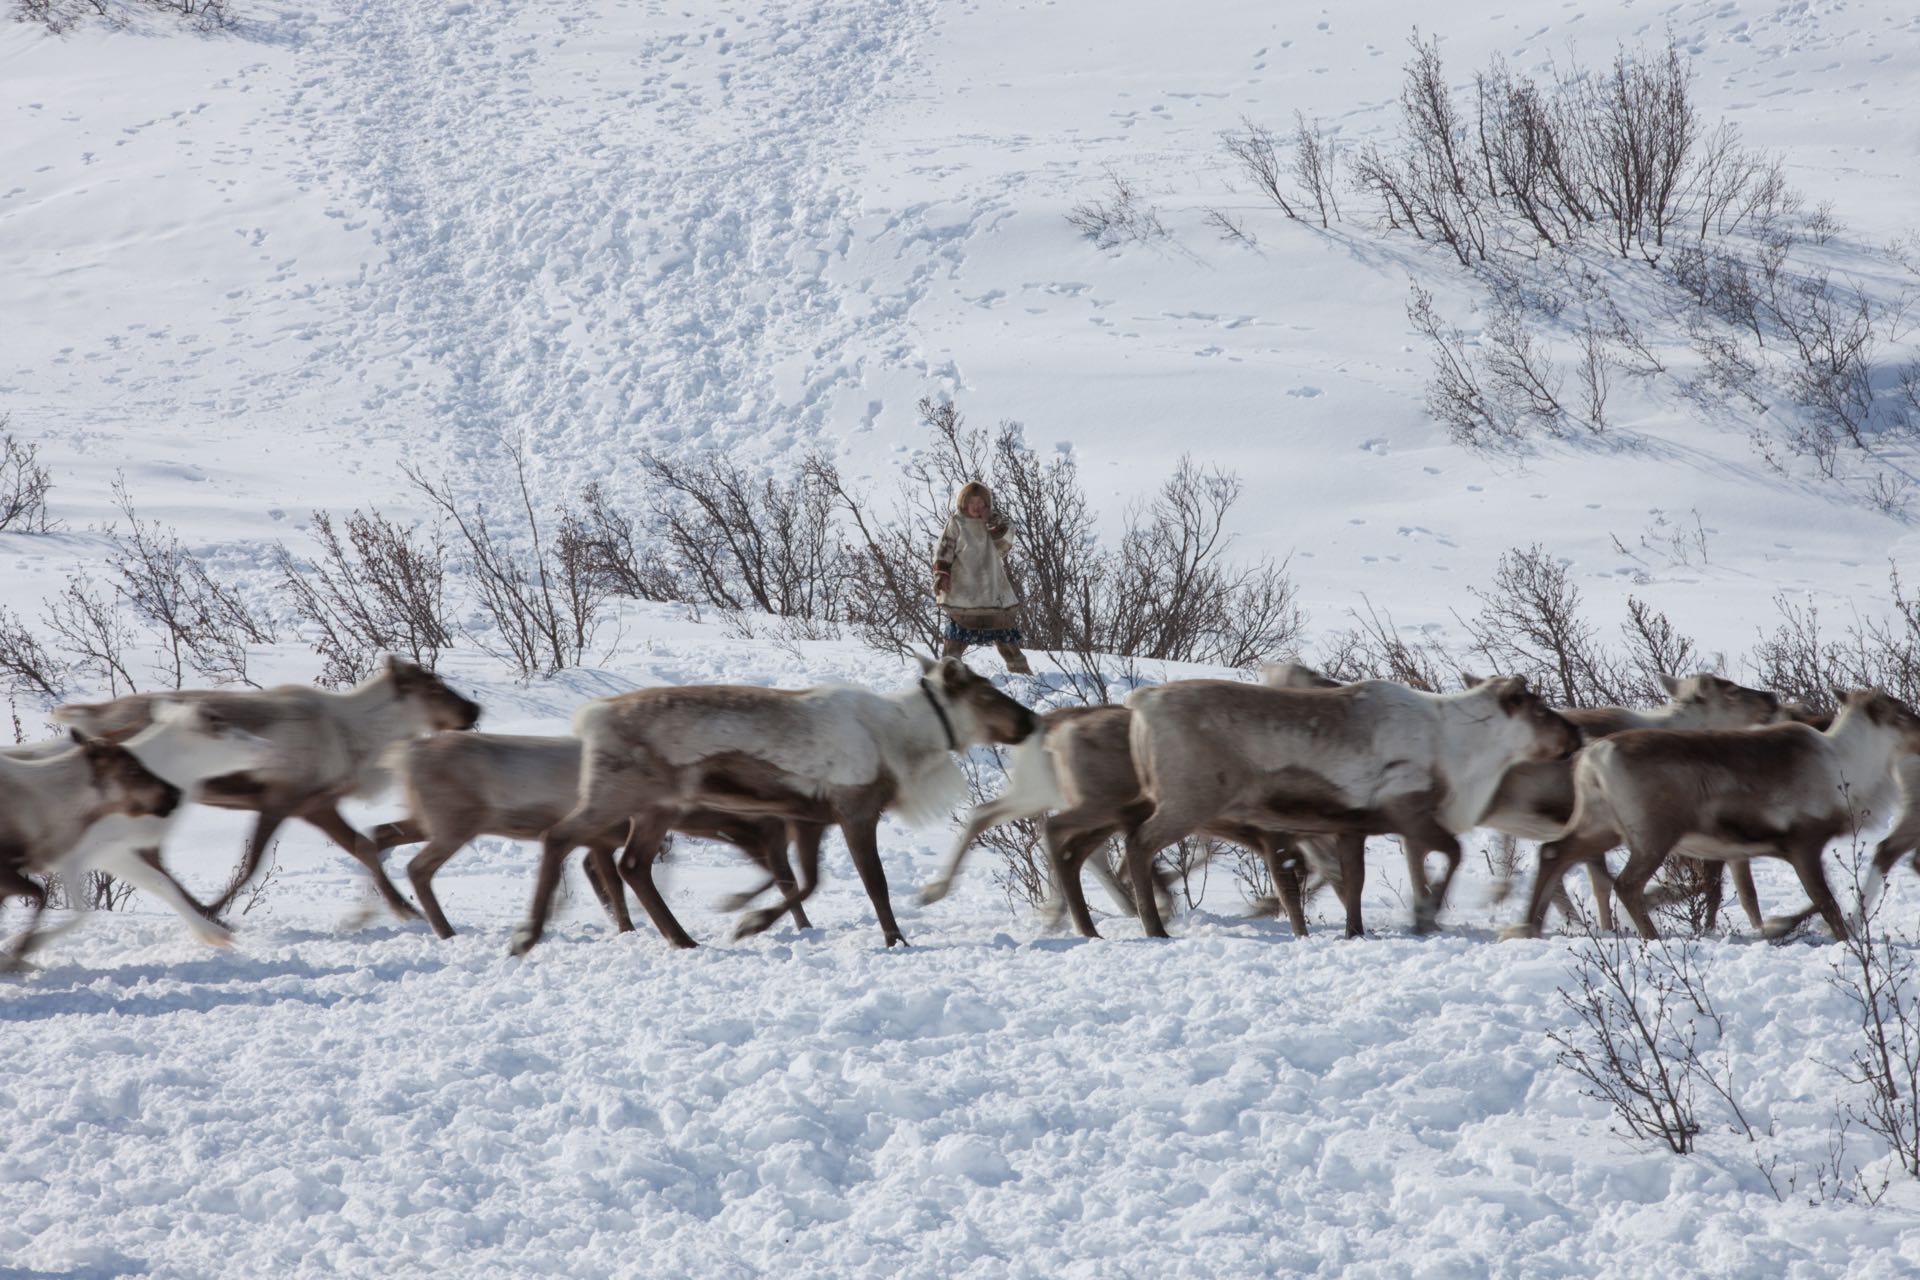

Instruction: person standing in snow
[933,480,1031,674]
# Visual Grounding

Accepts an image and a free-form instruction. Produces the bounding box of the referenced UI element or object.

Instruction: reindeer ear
[68,728,90,745]
[938,656,968,687]
[1657,673,1681,697]
[915,654,937,676]
[1458,671,1485,689]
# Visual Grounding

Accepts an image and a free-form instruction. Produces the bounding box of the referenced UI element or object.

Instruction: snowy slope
[8,0,1920,1274]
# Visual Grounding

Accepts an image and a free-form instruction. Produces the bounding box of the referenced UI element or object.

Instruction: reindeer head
[1480,675,1583,761]
[1659,672,1781,727]
[78,738,181,819]
[1261,661,1342,690]
[387,656,482,731]
[917,655,1037,746]
[1841,688,1920,755]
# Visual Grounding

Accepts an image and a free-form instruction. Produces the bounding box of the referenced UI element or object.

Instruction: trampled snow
[6,0,1920,1274]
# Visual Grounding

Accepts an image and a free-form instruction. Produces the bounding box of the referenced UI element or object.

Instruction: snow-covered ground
[8,0,1920,1274]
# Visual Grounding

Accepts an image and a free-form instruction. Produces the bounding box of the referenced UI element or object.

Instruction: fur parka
[933,481,1019,614]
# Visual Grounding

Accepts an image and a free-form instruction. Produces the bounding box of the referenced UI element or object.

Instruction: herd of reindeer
[5,649,1920,971]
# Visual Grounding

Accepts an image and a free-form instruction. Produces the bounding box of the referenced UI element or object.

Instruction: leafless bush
[1066,167,1169,248]
[1389,31,1489,266]
[1619,596,1699,705]
[1289,112,1340,227]
[1314,597,1452,692]
[1773,274,1879,470]
[1481,291,1568,432]
[15,0,233,30]
[1474,57,1591,248]
[1582,39,1698,259]
[1549,912,1753,1155]
[1201,207,1257,247]
[826,398,1302,671]
[640,450,848,621]
[1826,838,1920,1185]
[1747,594,1847,717]
[1575,319,1613,432]
[0,426,55,534]
[106,479,275,689]
[570,481,676,601]
[1408,285,1512,447]
[41,574,138,696]
[1219,116,1298,220]
[0,604,65,701]
[407,451,608,680]
[218,838,280,917]
[1458,544,1629,706]
[274,509,454,687]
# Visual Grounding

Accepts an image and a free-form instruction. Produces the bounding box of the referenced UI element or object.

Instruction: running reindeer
[510,657,1036,955]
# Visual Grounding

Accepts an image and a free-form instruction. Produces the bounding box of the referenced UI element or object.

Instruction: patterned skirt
[943,606,1023,648]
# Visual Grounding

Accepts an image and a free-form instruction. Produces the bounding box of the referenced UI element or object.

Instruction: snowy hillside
[7,0,1920,1275]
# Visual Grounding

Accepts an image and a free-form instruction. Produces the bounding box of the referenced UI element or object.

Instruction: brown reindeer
[510,657,1037,955]
[55,656,481,922]
[372,731,813,939]
[1123,674,1581,938]
[920,661,1343,935]
[1507,689,1920,941]
[2,739,182,969]
[1486,673,1785,931]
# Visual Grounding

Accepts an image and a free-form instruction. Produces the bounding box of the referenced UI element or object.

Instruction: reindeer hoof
[918,881,950,906]
[885,932,909,948]
[718,890,763,912]
[733,908,779,941]
[1497,923,1541,942]
[1245,894,1280,919]
[508,925,540,957]
[196,925,235,949]
[1760,915,1800,942]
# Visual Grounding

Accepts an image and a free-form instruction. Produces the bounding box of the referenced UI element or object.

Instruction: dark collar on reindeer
[919,679,959,752]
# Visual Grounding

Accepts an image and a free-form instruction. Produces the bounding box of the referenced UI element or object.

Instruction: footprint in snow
[1358,436,1388,456]
[1287,386,1323,398]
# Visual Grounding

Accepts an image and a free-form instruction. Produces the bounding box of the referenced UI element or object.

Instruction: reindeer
[1504,689,1920,942]
[3,702,278,960]
[2,738,182,969]
[1485,673,1784,931]
[372,732,812,939]
[920,660,1343,934]
[1122,675,1580,938]
[55,656,481,922]
[510,657,1037,956]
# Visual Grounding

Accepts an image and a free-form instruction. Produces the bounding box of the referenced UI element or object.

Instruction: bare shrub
[1458,544,1628,706]
[571,481,676,601]
[1829,844,1920,1184]
[1289,112,1340,227]
[1219,116,1298,219]
[1549,913,1753,1155]
[1581,39,1699,259]
[275,510,454,687]
[407,450,608,680]
[40,574,138,696]
[1066,167,1169,248]
[1747,594,1847,717]
[106,479,275,688]
[1474,57,1590,248]
[1408,285,1512,447]
[1201,207,1257,247]
[0,604,65,701]
[1481,291,1567,432]
[825,398,1303,671]
[640,451,847,621]
[1313,597,1451,692]
[1575,319,1613,432]
[0,426,55,533]
[1773,274,1878,470]
[1619,596,1698,705]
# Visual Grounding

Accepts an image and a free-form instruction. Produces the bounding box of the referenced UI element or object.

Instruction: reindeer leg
[304,803,420,923]
[1771,834,1849,941]
[1504,825,1617,940]
[1399,824,1462,934]
[1259,835,1310,938]
[1330,833,1367,939]
[758,826,813,931]
[404,833,476,941]
[96,844,232,948]
[1047,825,1113,939]
[1611,836,1678,942]
[736,822,825,941]
[371,819,424,853]
[584,841,636,933]
[1728,861,1763,933]
[616,812,696,950]
[1,864,51,972]
[1123,809,1199,940]
[922,794,1036,905]
[1586,860,1617,932]
[205,809,287,918]
[839,813,907,948]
